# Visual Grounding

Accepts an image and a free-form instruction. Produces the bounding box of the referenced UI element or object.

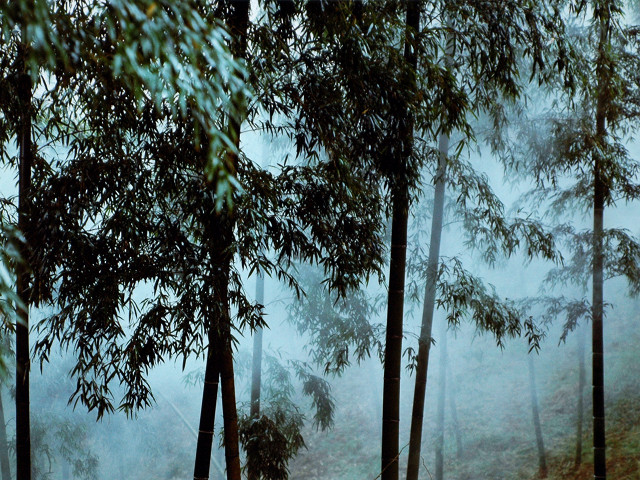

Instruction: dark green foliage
[22,0,410,423]
[434,257,545,351]
[1,2,408,473]
[0,223,24,332]
[442,1,573,96]
[0,0,247,185]
[520,296,591,343]
[0,0,248,420]
[253,1,459,195]
[239,413,304,480]
[237,159,387,297]
[237,352,333,479]
[29,132,390,418]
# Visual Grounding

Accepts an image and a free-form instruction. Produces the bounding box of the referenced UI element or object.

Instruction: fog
[2,2,640,480]
[2,122,636,479]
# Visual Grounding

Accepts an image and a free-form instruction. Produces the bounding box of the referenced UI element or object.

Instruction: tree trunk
[193,340,221,480]
[219,320,241,480]
[195,251,242,480]
[447,362,463,460]
[248,273,264,480]
[192,1,249,478]
[575,324,586,468]
[592,3,610,478]
[0,388,11,480]
[434,325,447,480]
[592,167,605,480]
[406,132,449,480]
[380,4,419,480]
[528,355,547,478]
[250,273,264,419]
[16,41,33,480]
[381,187,409,480]
[216,3,248,478]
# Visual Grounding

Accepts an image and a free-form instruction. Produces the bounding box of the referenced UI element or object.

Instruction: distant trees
[499,2,640,479]
[238,350,333,480]
[0,385,9,480]
[402,2,571,478]
[527,355,547,478]
[248,273,265,480]
[434,323,447,480]
[575,324,587,467]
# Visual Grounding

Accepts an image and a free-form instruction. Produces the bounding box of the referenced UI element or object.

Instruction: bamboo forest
[2,1,640,479]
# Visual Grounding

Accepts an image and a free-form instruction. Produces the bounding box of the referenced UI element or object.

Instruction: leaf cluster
[435,257,545,351]
[0,0,248,188]
[17,1,396,417]
[287,266,385,376]
[543,225,640,295]
[237,351,334,479]
[31,414,99,480]
[518,295,591,343]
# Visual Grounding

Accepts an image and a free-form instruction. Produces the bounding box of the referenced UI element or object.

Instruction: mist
[2,2,640,480]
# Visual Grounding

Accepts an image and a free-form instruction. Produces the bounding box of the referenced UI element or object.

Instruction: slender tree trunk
[380,3,419,480]
[592,166,605,480]
[592,3,610,478]
[193,2,249,479]
[381,187,409,480]
[575,324,586,468]
[406,132,449,480]
[434,326,447,480]
[248,273,264,480]
[0,387,11,480]
[250,273,264,419]
[447,362,463,460]
[528,355,547,478]
[216,4,248,478]
[195,252,242,480]
[193,341,221,480]
[219,314,241,480]
[16,41,33,480]
[194,1,249,480]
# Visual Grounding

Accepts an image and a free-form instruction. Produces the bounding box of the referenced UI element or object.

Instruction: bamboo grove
[1,1,640,480]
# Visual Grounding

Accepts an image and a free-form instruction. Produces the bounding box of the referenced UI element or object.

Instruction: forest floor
[289,378,640,480]
[541,388,640,480]
[288,304,640,480]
